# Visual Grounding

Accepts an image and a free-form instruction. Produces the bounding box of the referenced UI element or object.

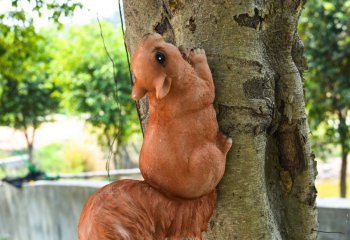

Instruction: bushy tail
[78,179,216,240]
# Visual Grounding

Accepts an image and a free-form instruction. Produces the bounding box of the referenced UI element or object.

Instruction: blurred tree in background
[0,1,140,170]
[50,22,140,168]
[0,0,81,26]
[300,0,350,197]
[0,60,62,163]
[0,1,81,164]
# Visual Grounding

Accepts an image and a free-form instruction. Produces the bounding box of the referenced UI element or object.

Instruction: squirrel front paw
[189,48,207,65]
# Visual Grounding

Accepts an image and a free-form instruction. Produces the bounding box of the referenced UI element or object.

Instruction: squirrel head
[131,33,184,100]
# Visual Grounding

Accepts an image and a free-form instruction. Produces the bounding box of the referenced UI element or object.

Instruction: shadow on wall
[0,181,349,240]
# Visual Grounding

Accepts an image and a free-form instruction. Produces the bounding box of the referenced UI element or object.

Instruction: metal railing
[47,168,141,179]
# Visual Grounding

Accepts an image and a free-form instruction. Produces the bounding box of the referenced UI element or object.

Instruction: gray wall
[0,181,349,240]
[0,180,107,240]
[317,198,350,240]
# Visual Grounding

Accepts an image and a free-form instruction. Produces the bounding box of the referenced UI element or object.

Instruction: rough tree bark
[123,0,318,239]
[338,111,348,198]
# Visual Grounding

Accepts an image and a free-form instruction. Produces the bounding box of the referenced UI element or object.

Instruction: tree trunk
[23,127,35,163]
[338,112,348,198]
[340,148,348,198]
[28,143,33,163]
[123,1,318,239]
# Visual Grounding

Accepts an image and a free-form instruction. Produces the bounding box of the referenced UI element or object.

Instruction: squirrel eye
[155,51,166,65]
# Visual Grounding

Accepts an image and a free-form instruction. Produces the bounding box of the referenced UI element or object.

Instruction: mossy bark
[123,0,318,239]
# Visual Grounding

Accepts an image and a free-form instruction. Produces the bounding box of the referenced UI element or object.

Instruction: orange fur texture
[132,34,232,199]
[78,34,232,239]
[79,180,216,240]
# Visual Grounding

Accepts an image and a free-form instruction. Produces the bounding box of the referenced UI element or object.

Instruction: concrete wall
[0,181,349,240]
[317,198,350,240]
[0,180,107,240]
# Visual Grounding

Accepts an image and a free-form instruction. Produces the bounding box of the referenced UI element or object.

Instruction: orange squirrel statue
[78,33,232,240]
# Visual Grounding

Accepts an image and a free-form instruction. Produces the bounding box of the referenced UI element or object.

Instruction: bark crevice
[263,2,318,239]
[233,8,264,30]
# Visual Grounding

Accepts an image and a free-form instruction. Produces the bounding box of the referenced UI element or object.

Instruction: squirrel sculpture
[78,33,232,240]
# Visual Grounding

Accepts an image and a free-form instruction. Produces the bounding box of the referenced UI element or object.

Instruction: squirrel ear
[155,76,172,100]
[131,81,147,100]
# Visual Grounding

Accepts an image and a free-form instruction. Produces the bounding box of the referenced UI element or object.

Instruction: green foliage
[51,22,140,156]
[0,0,139,168]
[0,0,82,81]
[2,0,82,25]
[0,32,61,130]
[35,143,65,173]
[0,168,6,179]
[0,0,81,163]
[35,142,104,173]
[300,0,350,159]
[0,78,62,130]
[0,150,10,159]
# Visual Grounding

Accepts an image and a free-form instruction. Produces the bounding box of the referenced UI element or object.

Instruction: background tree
[0,33,61,162]
[0,0,81,163]
[0,0,140,169]
[123,0,318,239]
[300,0,350,198]
[51,22,140,168]
[0,0,81,25]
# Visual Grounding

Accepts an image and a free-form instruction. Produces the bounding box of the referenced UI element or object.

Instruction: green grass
[34,142,103,174]
[35,143,66,173]
[0,150,10,159]
[316,179,350,198]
